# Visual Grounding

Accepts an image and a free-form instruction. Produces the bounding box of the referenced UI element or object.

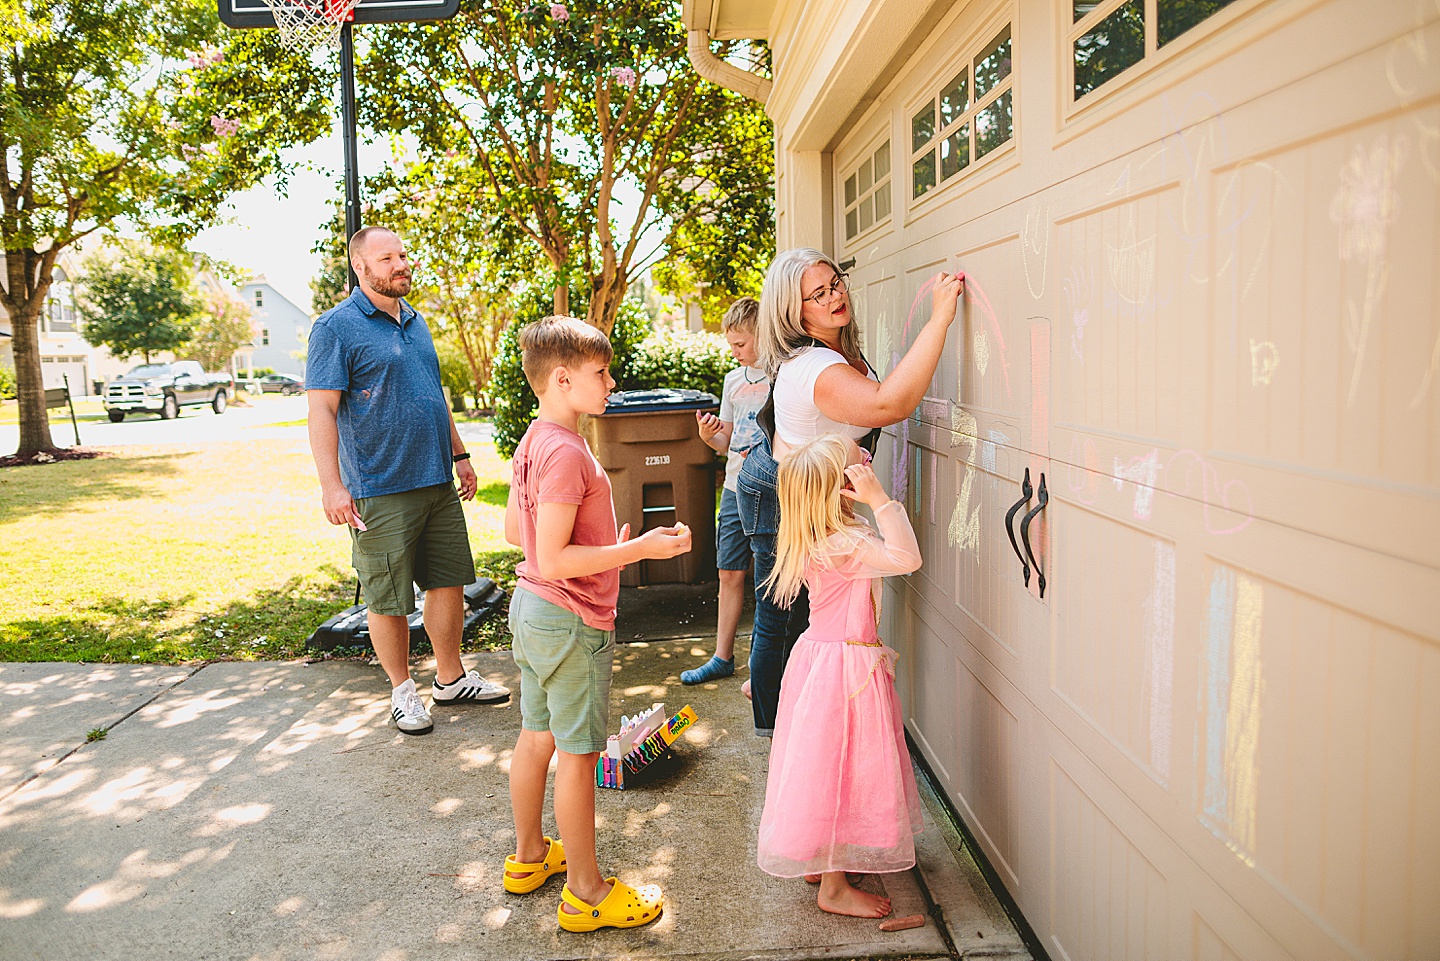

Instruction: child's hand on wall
[840,463,892,511]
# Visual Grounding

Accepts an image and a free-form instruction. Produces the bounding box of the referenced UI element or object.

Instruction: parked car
[103,361,231,422]
[258,373,305,395]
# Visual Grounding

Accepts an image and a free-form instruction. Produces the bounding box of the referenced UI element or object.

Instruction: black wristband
[452,452,470,463]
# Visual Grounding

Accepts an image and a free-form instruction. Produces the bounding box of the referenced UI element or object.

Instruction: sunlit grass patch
[0,438,518,663]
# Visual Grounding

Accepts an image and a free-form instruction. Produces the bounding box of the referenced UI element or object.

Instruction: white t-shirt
[718,365,770,490]
[772,345,877,446]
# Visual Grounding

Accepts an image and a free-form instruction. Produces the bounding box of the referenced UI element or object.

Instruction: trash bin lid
[601,388,719,414]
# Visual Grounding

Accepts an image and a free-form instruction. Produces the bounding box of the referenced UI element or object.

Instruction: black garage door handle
[1020,472,1049,599]
[1005,467,1033,586]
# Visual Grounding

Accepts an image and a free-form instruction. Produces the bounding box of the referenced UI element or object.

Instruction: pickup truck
[103,361,232,422]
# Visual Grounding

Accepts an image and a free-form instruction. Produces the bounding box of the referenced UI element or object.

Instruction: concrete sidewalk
[0,609,1030,960]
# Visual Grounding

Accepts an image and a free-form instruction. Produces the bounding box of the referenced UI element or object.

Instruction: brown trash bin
[578,388,721,586]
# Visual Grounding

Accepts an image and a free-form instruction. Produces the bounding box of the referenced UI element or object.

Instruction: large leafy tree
[358,0,773,336]
[0,1,331,456]
[77,242,202,363]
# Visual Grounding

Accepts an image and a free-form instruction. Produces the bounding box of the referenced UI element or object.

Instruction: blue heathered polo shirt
[305,288,451,499]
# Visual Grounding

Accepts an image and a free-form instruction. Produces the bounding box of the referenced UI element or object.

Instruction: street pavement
[0,613,1032,961]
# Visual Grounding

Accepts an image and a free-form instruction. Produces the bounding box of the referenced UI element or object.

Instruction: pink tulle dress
[757,501,925,878]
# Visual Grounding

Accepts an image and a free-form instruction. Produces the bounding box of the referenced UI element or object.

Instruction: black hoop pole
[339,20,362,291]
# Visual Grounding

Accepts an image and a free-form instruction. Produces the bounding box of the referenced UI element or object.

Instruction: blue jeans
[735,435,810,736]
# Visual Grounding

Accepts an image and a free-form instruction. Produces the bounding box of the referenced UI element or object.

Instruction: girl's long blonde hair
[763,434,871,607]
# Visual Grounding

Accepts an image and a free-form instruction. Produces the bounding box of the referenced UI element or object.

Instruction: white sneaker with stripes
[432,669,510,705]
[390,678,433,735]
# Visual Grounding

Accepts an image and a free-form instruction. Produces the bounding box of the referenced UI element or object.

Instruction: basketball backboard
[219,0,460,30]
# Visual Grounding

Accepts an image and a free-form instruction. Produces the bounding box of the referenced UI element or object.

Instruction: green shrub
[620,328,732,399]
[492,298,655,459]
[0,363,15,401]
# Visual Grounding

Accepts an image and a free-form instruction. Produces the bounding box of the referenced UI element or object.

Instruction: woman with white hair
[736,247,963,737]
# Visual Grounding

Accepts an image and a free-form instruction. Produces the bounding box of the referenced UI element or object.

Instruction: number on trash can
[645,455,671,466]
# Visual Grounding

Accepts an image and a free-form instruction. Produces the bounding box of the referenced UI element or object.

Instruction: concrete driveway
[0,637,1030,961]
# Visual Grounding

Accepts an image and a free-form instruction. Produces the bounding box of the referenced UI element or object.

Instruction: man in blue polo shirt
[307,225,509,736]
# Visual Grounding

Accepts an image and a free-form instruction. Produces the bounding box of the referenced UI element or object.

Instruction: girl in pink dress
[756,433,924,918]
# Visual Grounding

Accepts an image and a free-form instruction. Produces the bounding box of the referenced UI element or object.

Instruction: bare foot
[741,679,752,700]
[817,873,891,918]
[805,872,862,885]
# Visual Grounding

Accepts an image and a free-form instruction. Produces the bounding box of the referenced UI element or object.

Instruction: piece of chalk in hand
[352,515,367,531]
[879,914,925,932]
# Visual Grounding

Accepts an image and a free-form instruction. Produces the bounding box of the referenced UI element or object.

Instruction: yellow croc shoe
[503,836,567,894]
[557,877,663,932]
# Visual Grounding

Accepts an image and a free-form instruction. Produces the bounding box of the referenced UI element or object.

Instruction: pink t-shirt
[512,419,620,631]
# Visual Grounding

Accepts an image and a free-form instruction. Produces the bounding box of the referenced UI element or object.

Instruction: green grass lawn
[0,437,520,664]
[0,397,110,425]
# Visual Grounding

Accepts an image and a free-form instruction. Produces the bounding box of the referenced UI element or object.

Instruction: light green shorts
[509,586,615,755]
[351,483,476,616]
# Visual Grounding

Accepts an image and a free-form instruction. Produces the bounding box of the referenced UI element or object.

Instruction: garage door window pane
[1074,0,1145,99]
[940,125,970,180]
[913,149,936,198]
[845,173,857,206]
[858,158,873,195]
[874,183,891,221]
[975,90,1012,159]
[846,207,859,239]
[1159,0,1238,46]
[859,196,874,233]
[974,26,1012,99]
[874,143,890,179]
[939,71,969,127]
[912,104,935,152]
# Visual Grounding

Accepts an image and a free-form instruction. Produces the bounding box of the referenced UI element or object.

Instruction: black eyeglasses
[802,273,849,306]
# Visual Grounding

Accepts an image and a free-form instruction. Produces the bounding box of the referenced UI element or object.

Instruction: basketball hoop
[260,0,362,50]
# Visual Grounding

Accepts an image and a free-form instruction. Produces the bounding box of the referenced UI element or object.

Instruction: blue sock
[681,656,735,685]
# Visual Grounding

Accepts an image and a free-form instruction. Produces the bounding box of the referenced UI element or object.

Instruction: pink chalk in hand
[350,513,367,531]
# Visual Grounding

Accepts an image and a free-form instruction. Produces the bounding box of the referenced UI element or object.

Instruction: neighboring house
[685,3,1438,960]
[239,276,309,377]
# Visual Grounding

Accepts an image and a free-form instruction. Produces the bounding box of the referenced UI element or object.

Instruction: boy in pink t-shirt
[502,315,691,932]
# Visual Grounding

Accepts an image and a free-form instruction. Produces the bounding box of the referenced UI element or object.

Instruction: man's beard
[363,266,411,298]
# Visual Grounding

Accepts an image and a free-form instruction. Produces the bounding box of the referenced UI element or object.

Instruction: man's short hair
[722,296,759,334]
[348,226,398,264]
[518,315,614,392]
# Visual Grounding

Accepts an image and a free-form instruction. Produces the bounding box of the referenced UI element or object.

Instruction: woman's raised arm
[812,271,964,428]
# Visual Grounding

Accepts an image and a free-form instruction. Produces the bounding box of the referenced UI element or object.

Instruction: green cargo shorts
[350,483,476,616]
[509,586,615,755]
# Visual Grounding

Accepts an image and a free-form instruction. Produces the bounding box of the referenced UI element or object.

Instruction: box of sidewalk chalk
[595,704,698,790]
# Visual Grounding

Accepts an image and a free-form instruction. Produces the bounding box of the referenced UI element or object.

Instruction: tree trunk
[587,269,628,337]
[553,283,568,318]
[8,297,55,455]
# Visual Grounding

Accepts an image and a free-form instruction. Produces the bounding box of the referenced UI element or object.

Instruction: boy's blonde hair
[721,296,759,334]
[763,433,870,607]
[518,315,614,392]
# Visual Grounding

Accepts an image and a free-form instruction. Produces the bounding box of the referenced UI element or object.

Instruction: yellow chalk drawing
[1224,574,1264,857]
[1249,339,1280,385]
[947,405,981,553]
[1021,204,1050,300]
[974,328,990,376]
